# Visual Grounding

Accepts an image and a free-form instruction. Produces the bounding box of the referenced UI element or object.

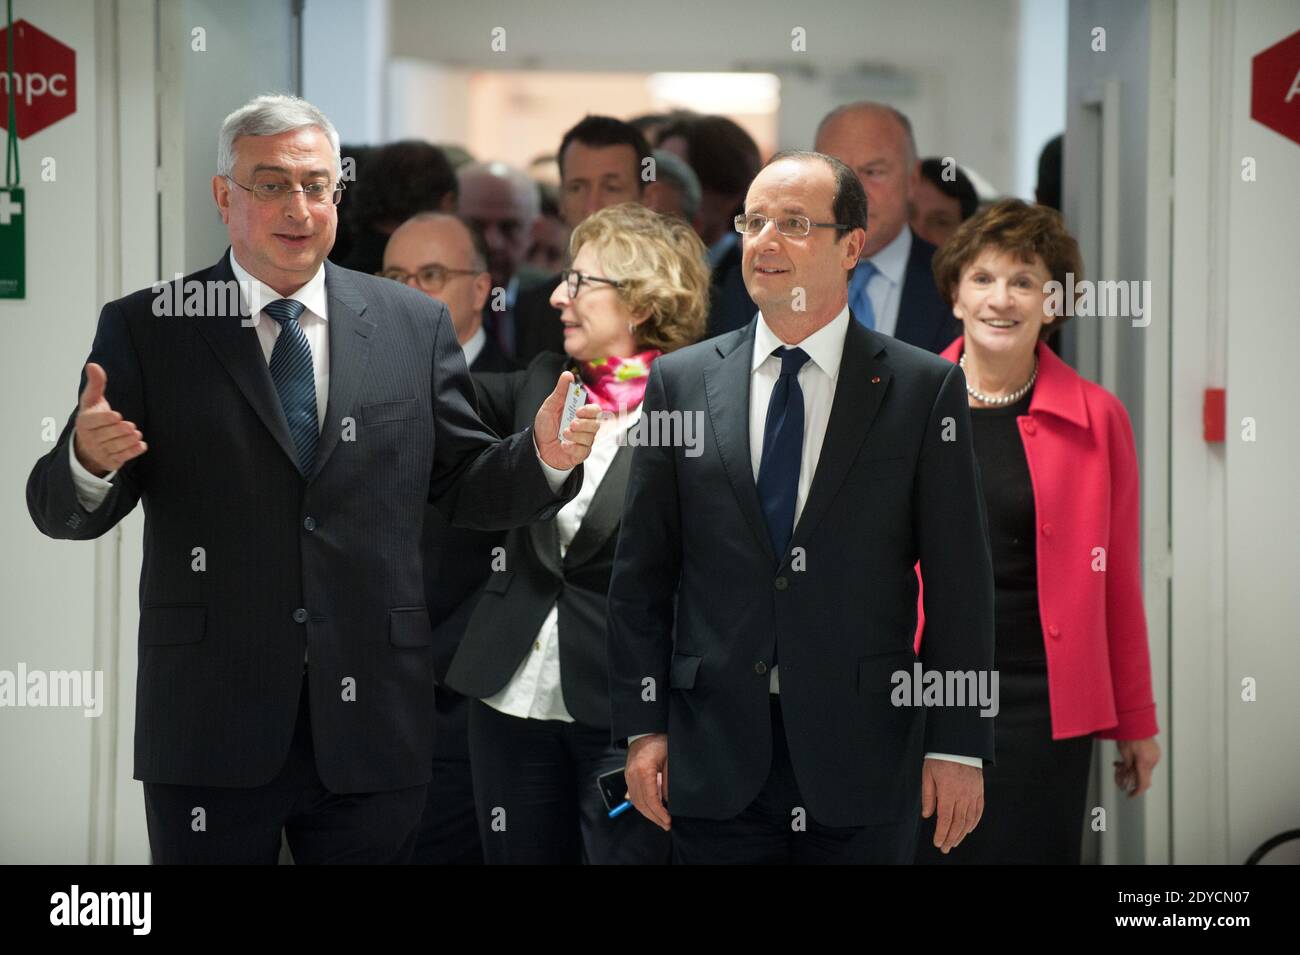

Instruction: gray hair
[651,149,702,222]
[456,160,541,223]
[217,93,341,178]
[815,101,918,168]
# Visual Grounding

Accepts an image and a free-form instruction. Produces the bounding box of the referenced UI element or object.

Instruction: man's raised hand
[73,362,147,478]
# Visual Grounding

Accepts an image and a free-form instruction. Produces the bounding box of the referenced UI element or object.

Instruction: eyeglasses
[734,213,849,237]
[224,175,345,205]
[377,263,483,293]
[561,269,624,299]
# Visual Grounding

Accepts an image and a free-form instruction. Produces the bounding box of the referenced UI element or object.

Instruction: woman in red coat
[915,199,1160,864]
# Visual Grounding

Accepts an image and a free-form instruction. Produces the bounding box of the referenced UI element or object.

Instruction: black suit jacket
[27,253,581,792]
[511,276,566,364]
[446,353,631,729]
[606,314,994,828]
[891,234,962,354]
[422,334,519,760]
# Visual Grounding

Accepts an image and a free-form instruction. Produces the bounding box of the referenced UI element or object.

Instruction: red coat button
[1023,419,1037,435]
[1047,624,1061,638]
[1042,523,1054,537]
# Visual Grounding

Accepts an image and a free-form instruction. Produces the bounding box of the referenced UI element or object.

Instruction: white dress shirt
[855,225,912,339]
[461,324,487,368]
[483,405,642,722]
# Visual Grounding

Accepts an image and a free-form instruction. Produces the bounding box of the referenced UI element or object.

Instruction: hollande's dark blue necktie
[757,346,810,564]
[264,298,318,477]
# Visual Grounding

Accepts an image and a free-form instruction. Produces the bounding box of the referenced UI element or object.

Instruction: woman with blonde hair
[445,203,710,863]
[916,198,1160,864]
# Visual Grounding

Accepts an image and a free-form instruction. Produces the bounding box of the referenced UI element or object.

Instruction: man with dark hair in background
[510,116,653,363]
[1035,134,1063,211]
[657,114,761,336]
[910,157,980,249]
[815,102,960,354]
[339,140,458,276]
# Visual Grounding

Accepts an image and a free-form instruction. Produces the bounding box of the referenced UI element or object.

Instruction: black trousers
[467,699,671,864]
[914,665,1094,865]
[671,695,920,864]
[143,670,428,864]
[411,690,483,865]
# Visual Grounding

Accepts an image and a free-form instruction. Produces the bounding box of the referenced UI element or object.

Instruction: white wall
[385,0,1021,192]
[1217,0,1300,865]
[0,0,147,864]
[1015,0,1068,198]
[302,0,390,145]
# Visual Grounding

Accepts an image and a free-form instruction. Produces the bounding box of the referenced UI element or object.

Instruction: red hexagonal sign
[1251,28,1300,147]
[0,18,77,140]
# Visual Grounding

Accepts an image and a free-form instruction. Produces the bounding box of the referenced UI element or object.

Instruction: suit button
[1047,624,1061,638]
[292,608,308,624]
[774,576,789,591]
[1041,523,1054,537]
[1023,419,1037,435]
[754,661,768,675]
[303,516,316,531]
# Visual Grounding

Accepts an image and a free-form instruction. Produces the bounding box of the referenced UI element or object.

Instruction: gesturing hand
[533,370,603,470]
[73,362,147,478]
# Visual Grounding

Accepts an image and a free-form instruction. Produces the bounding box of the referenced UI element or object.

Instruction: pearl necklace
[960,352,1037,406]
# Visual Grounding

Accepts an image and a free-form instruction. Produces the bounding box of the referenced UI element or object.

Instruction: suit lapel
[195,255,301,470]
[704,323,776,566]
[311,263,376,481]
[789,320,891,556]
[563,443,632,568]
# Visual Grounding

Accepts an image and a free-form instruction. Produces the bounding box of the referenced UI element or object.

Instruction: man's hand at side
[920,757,983,853]
[625,733,671,831]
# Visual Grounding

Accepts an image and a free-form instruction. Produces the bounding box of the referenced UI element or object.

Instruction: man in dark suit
[511,116,652,363]
[26,94,599,864]
[815,103,961,354]
[380,212,515,864]
[657,114,760,337]
[608,150,995,864]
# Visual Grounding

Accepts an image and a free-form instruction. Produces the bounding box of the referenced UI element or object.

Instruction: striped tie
[264,298,318,476]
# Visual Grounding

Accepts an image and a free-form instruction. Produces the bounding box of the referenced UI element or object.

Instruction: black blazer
[445,352,631,729]
[27,253,580,792]
[892,233,962,354]
[606,314,995,828]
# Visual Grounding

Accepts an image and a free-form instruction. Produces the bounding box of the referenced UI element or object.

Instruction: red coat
[916,338,1159,741]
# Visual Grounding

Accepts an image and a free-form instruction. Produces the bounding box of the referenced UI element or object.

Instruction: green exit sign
[0,187,24,299]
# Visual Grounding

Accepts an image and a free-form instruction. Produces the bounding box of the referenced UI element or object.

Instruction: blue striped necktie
[264,298,318,476]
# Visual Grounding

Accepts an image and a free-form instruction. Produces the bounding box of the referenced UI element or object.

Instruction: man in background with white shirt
[608,150,995,863]
[814,102,961,354]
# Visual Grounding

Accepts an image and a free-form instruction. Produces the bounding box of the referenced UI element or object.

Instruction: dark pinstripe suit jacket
[26,252,581,793]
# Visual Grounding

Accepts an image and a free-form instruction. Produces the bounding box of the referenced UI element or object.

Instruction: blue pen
[608,799,633,818]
